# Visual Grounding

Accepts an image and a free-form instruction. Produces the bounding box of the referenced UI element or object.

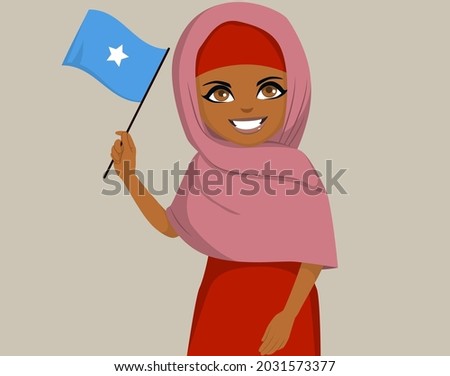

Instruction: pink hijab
[167,2,337,268]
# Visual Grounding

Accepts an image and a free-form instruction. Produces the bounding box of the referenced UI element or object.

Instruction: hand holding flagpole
[110,131,136,180]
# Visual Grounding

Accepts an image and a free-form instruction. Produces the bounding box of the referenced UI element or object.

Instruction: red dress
[187,257,320,355]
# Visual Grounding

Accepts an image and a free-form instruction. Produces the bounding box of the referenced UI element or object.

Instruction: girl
[111,2,337,356]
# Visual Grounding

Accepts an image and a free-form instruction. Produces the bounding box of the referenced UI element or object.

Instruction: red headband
[196,21,286,76]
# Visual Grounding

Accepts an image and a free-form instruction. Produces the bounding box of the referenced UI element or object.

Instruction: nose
[241,107,253,113]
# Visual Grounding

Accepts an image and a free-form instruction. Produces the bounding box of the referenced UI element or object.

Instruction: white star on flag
[107,45,129,67]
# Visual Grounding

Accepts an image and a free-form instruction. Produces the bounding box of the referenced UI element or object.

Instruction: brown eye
[213,89,230,102]
[263,86,277,97]
[257,82,286,100]
[204,86,235,103]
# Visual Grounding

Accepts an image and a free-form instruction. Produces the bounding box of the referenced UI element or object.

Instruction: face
[196,65,287,146]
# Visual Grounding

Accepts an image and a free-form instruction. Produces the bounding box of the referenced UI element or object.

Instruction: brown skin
[196,64,287,146]
[111,64,322,355]
[259,263,323,355]
[111,131,177,238]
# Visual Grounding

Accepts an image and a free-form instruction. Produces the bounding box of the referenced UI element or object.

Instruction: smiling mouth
[229,117,267,133]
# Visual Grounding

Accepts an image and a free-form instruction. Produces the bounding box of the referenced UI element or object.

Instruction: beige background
[1,0,449,355]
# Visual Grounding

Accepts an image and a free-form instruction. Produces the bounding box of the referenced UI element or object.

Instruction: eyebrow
[256,76,283,86]
[203,80,231,88]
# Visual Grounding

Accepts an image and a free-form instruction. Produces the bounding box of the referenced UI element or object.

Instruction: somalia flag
[63,10,168,102]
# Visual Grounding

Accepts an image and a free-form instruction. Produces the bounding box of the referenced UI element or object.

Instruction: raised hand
[110,131,136,180]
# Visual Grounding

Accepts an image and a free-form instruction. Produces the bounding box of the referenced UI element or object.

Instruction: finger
[111,148,120,163]
[113,139,123,154]
[278,337,288,350]
[261,337,277,355]
[119,131,131,151]
[265,337,285,355]
[115,131,126,147]
[259,335,275,355]
[126,132,136,152]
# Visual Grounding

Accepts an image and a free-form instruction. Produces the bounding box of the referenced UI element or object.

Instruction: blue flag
[63,10,168,102]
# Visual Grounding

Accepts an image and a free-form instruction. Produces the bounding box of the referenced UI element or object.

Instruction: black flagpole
[103,47,170,180]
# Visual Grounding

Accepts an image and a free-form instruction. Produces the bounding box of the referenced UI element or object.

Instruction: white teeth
[231,118,264,130]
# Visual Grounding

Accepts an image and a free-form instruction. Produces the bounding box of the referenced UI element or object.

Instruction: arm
[111,131,178,238]
[259,262,323,355]
[283,263,323,318]
[124,174,178,238]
